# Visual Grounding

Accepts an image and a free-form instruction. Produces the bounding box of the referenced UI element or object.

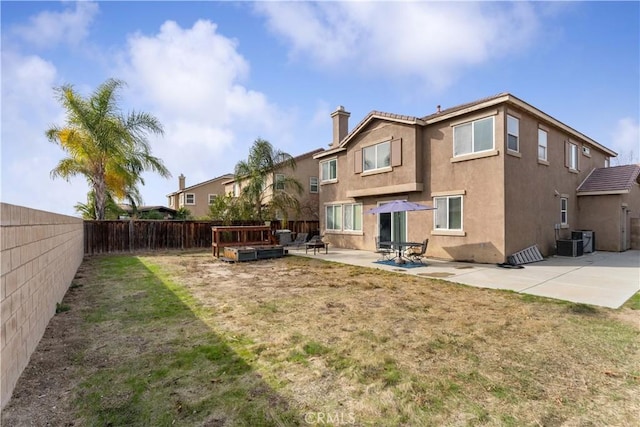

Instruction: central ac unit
[556,239,584,257]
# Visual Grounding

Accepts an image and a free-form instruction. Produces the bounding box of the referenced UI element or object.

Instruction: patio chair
[405,239,428,264]
[287,232,308,249]
[375,236,393,261]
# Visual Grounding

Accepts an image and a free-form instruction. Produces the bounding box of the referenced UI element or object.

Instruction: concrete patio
[288,247,640,309]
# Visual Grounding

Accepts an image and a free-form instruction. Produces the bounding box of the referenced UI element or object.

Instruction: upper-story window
[567,142,579,171]
[310,177,319,193]
[507,115,519,152]
[185,193,195,205]
[321,159,337,182]
[453,116,494,156]
[604,157,610,168]
[233,183,240,197]
[538,129,548,161]
[208,194,217,205]
[179,194,185,206]
[363,141,390,172]
[275,174,285,190]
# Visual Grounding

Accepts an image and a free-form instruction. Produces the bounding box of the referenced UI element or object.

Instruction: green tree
[234,138,303,221]
[47,78,171,220]
[174,207,192,220]
[208,192,252,223]
[74,190,124,219]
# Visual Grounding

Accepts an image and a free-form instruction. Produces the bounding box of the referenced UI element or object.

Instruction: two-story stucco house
[314,93,640,264]
[166,173,234,218]
[223,148,324,222]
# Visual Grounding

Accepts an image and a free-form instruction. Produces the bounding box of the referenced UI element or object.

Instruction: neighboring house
[118,205,177,219]
[166,173,234,218]
[314,94,638,263]
[223,148,324,222]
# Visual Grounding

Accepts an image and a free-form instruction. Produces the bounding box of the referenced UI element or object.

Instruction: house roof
[316,92,617,159]
[315,111,424,159]
[577,164,640,195]
[423,92,617,157]
[167,173,234,197]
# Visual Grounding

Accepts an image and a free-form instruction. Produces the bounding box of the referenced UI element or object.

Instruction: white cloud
[256,2,539,89]
[116,19,291,203]
[11,1,99,49]
[1,50,88,216]
[610,118,640,164]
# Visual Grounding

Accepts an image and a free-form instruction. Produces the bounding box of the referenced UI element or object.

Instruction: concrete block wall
[0,203,84,409]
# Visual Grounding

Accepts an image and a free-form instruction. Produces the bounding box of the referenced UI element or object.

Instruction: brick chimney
[331,106,350,148]
[179,174,185,190]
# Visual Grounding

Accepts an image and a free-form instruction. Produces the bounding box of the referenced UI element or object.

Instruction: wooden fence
[84,219,320,255]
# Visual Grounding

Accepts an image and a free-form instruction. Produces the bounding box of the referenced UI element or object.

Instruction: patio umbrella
[366,200,435,258]
[366,200,435,214]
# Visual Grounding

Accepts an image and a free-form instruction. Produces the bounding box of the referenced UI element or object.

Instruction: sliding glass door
[378,211,406,243]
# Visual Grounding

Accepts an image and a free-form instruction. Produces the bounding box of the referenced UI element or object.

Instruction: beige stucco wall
[578,185,640,252]
[0,203,84,409]
[428,108,506,263]
[320,121,426,251]
[503,107,610,257]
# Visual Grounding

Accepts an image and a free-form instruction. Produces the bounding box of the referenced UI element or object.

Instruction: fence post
[129,219,134,252]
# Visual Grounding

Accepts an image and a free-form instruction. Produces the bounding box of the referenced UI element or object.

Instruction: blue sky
[2,1,639,217]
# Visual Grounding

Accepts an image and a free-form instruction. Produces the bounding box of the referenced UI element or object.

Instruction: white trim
[450,150,499,163]
[185,193,195,205]
[361,166,392,177]
[431,189,466,197]
[448,109,499,127]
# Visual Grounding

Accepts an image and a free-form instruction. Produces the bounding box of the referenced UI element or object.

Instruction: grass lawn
[3,251,638,426]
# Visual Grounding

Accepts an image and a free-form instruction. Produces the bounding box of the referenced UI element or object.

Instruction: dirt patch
[2,251,639,426]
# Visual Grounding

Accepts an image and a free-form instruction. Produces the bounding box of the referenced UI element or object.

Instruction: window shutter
[564,141,570,168]
[354,149,362,174]
[391,138,402,167]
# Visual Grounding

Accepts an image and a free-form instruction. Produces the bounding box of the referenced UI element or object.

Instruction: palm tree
[234,138,303,221]
[47,78,170,220]
[74,190,124,219]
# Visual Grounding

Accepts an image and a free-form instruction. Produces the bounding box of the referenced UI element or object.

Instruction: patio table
[381,241,422,264]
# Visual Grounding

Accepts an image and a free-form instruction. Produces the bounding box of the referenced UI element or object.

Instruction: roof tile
[577,164,640,193]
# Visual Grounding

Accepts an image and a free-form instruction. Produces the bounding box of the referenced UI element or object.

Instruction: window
[233,183,240,197]
[560,197,568,225]
[169,195,175,208]
[326,205,342,231]
[538,129,548,161]
[507,115,519,152]
[310,177,319,193]
[605,157,610,168]
[185,193,195,205]
[362,141,391,171]
[343,203,362,231]
[434,196,463,230]
[568,142,578,170]
[208,194,217,205]
[321,159,337,182]
[179,193,185,206]
[453,116,494,156]
[275,174,285,191]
